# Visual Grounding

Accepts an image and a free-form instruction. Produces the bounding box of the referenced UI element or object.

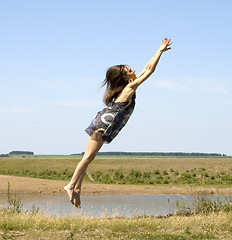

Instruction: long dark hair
[101,65,128,106]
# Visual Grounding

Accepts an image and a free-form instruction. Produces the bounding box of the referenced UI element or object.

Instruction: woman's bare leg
[64,132,103,208]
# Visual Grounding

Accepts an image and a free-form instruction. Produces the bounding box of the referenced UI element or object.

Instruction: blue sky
[0,0,232,155]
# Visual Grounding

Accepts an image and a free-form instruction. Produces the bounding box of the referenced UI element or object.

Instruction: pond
[0,194,196,217]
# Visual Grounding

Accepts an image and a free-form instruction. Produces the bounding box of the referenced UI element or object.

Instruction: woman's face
[125,66,136,82]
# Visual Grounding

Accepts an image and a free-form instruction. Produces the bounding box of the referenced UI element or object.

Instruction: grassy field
[0,155,232,187]
[1,210,232,239]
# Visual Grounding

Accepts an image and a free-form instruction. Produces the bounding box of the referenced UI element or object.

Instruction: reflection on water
[0,194,194,217]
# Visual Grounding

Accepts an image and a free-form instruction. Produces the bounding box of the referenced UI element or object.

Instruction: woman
[64,38,172,208]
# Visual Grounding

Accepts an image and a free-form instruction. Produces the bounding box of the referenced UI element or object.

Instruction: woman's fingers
[165,39,172,47]
[162,38,171,45]
[160,38,172,52]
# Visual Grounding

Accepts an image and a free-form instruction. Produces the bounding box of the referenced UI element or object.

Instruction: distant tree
[92,151,225,157]
[0,154,9,157]
[9,151,34,155]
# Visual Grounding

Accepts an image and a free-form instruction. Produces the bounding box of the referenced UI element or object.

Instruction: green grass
[1,155,232,187]
[89,168,232,186]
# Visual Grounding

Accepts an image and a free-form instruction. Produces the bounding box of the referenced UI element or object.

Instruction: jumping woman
[64,38,172,208]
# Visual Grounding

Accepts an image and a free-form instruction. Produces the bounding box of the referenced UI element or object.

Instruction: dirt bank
[0,175,231,196]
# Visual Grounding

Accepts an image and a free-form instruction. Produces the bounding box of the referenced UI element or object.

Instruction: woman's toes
[64,186,81,208]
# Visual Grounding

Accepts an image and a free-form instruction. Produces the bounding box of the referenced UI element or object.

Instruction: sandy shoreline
[0,175,231,196]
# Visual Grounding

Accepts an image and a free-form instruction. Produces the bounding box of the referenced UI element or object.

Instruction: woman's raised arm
[128,38,172,89]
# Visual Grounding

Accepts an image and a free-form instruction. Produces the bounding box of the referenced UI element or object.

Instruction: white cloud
[208,87,229,95]
[150,77,231,95]
[6,106,33,113]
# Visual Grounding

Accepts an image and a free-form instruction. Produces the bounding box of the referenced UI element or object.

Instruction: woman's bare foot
[64,185,81,208]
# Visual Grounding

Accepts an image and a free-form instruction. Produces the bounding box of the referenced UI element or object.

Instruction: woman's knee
[81,152,96,165]
[81,133,103,163]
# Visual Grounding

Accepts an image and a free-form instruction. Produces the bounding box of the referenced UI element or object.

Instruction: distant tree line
[0,154,9,157]
[80,151,226,157]
[9,151,34,155]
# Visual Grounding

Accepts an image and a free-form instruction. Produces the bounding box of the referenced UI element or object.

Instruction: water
[0,194,195,217]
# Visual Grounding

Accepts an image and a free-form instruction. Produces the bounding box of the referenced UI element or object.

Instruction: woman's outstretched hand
[159,38,172,52]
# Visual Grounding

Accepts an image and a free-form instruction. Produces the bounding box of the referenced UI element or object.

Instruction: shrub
[113,170,125,182]
[163,170,168,175]
[181,172,192,179]
[175,195,232,216]
[143,172,151,178]
[100,174,113,184]
[154,170,160,175]
[130,170,142,178]
[92,170,103,182]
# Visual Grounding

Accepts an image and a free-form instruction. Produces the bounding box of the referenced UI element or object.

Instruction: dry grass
[1,210,232,239]
[89,156,232,174]
[1,155,232,175]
